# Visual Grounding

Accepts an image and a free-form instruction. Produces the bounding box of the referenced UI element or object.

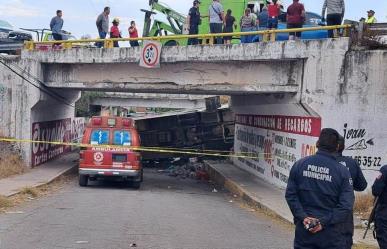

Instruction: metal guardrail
[23,25,352,50]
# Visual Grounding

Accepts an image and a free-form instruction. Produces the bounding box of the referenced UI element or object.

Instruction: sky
[0,0,386,39]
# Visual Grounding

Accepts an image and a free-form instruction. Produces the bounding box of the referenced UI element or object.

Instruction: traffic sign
[139,41,162,68]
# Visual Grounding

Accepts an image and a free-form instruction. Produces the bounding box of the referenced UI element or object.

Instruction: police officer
[337,136,367,249]
[372,165,387,248]
[187,0,201,45]
[286,128,354,249]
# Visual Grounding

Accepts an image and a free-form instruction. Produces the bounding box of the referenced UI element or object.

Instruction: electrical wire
[0,54,74,105]
[0,56,75,107]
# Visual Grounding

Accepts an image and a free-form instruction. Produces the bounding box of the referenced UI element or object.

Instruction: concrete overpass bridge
[21,41,307,95]
[1,35,387,189]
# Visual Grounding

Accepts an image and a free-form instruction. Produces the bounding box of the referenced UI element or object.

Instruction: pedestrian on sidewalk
[50,10,64,42]
[321,0,345,38]
[286,0,305,40]
[187,0,202,45]
[285,128,354,249]
[240,8,255,44]
[208,0,224,45]
[336,136,367,249]
[372,165,387,249]
[110,18,121,48]
[365,10,377,24]
[129,21,139,47]
[96,6,110,48]
[268,0,281,29]
[223,9,236,45]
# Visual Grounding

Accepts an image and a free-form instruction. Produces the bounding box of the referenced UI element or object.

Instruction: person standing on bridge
[286,0,305,40]
[336,136,367,249]
[208,0,225,45]
[321,0,345,38]
[110,18,121,48]
[268,0,281,29]
[50,10,64,41]
[223,9,236,45]
[96,6,110,48]
[285,128,354,249]
[240,8,255,43]
[365,10,377,24]
[187,0,201,46]
[129,21,139,47]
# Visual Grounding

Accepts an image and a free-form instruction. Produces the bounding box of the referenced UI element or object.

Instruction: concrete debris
[158,157,209,181]
[212,188,218,193]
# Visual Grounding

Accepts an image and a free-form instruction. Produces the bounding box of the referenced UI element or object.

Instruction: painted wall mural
[234,114,321,189]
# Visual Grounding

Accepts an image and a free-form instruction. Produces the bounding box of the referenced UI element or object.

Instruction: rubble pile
[158,157,209,181]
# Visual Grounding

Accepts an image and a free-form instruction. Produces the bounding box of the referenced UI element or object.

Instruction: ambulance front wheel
[79,175,89,187]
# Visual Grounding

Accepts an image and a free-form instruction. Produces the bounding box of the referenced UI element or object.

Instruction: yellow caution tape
[0,137,270,160]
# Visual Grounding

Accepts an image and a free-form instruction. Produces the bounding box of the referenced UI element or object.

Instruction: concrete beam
[91,96,207,109]
[21,39,350,95]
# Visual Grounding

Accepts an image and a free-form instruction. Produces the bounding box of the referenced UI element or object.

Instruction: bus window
[90,129,109,145]
[113,130,132,146]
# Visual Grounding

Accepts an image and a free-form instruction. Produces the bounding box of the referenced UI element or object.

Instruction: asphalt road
[0,169,292,249]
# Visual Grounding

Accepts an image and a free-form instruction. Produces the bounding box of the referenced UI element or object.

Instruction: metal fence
[24,25,353,50]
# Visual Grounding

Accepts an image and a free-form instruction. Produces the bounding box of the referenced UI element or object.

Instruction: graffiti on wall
[31,118,85,167]
[342,123,381,169]
[31,119,72,167]
[234,115,321,188]
[71,117,85,143]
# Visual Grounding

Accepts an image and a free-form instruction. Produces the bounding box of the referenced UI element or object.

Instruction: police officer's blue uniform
[286,150,354,249]
[372,165,387,249]
[337,154,367,249]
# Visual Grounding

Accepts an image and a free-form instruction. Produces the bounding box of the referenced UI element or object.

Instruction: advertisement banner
[234,114,321,189]
[31,118,72,167]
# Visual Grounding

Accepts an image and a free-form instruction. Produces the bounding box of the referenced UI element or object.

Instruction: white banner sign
[139,40,162,68]
[233,114,322,189]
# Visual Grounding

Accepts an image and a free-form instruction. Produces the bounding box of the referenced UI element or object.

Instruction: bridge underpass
[1,37,387,191]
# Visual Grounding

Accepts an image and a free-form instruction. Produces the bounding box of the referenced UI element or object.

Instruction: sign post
[139,40,162,68]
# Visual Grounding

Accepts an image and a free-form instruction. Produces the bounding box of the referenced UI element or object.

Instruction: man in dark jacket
[187,0,201,45]
[337,136,367,249]
[286,128,354,249]
[372,165,387,249]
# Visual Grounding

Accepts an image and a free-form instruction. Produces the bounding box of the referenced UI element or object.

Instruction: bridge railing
[24,25,353,50]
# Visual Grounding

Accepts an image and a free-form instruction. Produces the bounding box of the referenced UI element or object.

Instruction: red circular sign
[142,43,159,67]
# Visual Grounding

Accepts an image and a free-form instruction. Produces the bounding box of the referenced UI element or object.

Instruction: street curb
[203,161,293,225]
[7,163,78,198]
